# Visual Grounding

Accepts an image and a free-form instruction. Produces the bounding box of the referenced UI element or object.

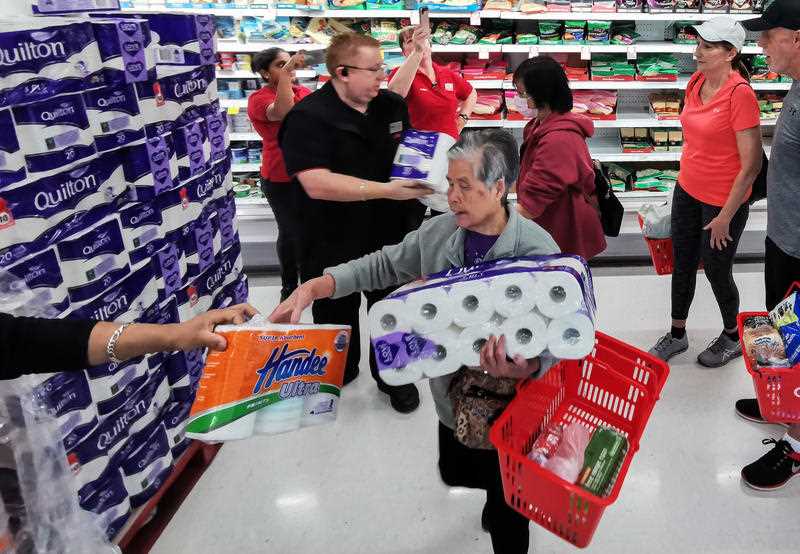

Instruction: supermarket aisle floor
[153,268,799,554]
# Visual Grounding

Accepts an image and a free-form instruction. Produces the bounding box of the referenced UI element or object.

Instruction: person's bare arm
[704,126,762,250]
[85,303,259,365]
[267,53,305,121]
[387,28,428,98]
[456,88,478,133]
[297,169,431,202]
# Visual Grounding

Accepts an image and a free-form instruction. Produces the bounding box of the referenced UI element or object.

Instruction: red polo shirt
[247,84,312,183]
[388,62,473,139]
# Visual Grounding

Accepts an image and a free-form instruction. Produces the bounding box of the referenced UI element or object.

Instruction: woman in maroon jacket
[513,57,606,261]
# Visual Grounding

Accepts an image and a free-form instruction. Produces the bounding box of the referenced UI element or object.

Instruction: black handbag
[589,161,624,237]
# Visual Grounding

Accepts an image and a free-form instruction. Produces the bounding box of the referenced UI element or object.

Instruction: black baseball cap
[743,0,800,32]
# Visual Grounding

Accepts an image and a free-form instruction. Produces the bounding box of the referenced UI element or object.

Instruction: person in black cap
[734,0,800,491]
[279,32,431,414]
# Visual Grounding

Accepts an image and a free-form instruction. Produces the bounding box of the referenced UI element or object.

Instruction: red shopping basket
[737,282,800,424]
[489,331,669,548]
[637,214,674,275]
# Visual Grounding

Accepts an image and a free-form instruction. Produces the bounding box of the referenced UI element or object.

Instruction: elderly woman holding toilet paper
[270,129,559,554]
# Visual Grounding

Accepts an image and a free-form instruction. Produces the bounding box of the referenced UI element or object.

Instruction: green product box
[578,428,628,497]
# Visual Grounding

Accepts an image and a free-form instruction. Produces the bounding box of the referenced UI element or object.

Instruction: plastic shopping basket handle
[784,282,800,301]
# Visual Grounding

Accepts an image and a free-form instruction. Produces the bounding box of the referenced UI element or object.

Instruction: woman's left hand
[172,303,260,352]
[479,335,540,380]
[704,215,732,250]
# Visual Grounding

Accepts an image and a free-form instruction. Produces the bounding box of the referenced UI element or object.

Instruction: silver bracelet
[106,323,132,364]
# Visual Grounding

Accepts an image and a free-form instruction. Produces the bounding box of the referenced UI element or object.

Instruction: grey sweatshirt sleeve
[324,227,426,299]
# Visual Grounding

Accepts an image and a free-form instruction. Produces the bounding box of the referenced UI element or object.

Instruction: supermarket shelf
[217,40,326,53]
[217,69,316,79]
[221,99,249,108]
[123,7,763,22]
[232,163,261,172]
[229,132,260,141]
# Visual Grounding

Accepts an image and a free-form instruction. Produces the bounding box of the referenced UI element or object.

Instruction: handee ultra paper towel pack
[368,255,597,386]
[186,320,351,441]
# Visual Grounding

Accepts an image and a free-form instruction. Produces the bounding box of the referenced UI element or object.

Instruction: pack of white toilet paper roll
[369,255,597,386]
[185,319,352,442]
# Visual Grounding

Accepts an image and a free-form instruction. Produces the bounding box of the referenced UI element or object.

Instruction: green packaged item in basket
[564,20,587,44]
[432,21,457,45]
[587,21,611,44]
[451,25,481,46]
[673,21,699,44]
[578,428,628,497]
[517,33,540,45]
[538,21,563,44]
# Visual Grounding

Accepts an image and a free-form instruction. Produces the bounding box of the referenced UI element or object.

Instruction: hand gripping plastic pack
[368,255,597,386]
[186,318,352,441]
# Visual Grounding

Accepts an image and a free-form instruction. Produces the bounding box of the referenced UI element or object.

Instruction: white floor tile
[153,269,800,554]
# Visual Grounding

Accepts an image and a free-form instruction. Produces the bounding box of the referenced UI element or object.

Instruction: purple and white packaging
[122,132,178,201]
[12,92,99,177]
[34,370,98,441]
[85,353,144,381]
[210,151,232,203]
[205,110,228,162]
[136,64,216,137]
[31,0,122,15]
[128,13,216,67]
[0,109,26,188]
[121,423,174,509]
[173,118,210,184]
[167,349,204,402]
[5,248,70,316]
[90,18,157,86]
[0,151,128,256]
[68,259,158,323]
[89,357,150,417]
[56,215,132,304]
[155,241,186,300]
[219,239,243,289]
[215,192,238,251]
[77,467,132,542]
[181,213,219,283]
[162,399,192,459]
[157,163,217,236]
[119,197,164,267]
[158,295,180,325]
[211,273,249,310]
[0,19,103,108]
[367,255,597,384]
[390,130,455,186]
[83,83,146,153]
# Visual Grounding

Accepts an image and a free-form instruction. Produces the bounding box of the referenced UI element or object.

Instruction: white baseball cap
[691,17,746,52]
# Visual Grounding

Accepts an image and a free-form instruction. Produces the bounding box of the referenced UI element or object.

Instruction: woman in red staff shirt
[247,48,312,301]
[388,26,477,140]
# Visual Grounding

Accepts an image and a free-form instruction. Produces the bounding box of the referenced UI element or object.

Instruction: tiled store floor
[153,267,799,554]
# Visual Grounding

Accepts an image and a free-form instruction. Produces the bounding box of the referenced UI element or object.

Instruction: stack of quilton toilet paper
[368,255,597,386]
[185,318,352,441]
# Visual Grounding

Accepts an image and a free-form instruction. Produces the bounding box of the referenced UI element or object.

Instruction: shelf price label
[478,48,489,60]
[580,46,591,61]
[227,106,240,116]
[410,10,420,24]
[263,8,277,21]
[627,46,637,61]
[528,46,539,58]
[470,12,481,26]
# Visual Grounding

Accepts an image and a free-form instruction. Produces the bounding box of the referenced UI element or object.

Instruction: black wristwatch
[458,113,469,122]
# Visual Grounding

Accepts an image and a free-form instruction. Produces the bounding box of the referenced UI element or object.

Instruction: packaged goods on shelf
[674,0,700,11]
[702,0,730,13]
[593,0,618,11]
[554,53,590,80]
[520,0,547,12]
[371,19,403,47]
[647,0,675,12]
[572,90,618,119]
[750,55,790,83]
[546,0,571,11]
[539,21,563,44]
[572,0,594,10]
[419,0,483,12]
[367,0,406,8]
[591,55,636,81]
[471,91,504,119]
[215,16,237,39]
[564,20,588,44]
[621,128,654,153]
[329,0,367,8]
[306,17,354,46]
[451,24,482,46]
[479,20,514,44]
[758,93,784,119]
[605,163,632,192]
[673,21,699,44]
[730,0,754,11]
[611,21,639,45]
[517,32,540,45]
[617,0,644,10]
[650,128,670,151]
[587,21,612,44]
[668,130,683,150]
[637,54,679,81]
[634,168,678,191]
[649,93,681,119]
[432,21,458,45]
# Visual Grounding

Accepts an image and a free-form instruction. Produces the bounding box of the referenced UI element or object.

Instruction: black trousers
[670,184,749,331]
[765,237,800,312]
[438,422,530,554]
[261,179,302,300]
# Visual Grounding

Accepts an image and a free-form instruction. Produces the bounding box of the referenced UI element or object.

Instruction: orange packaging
[186,322,351,441]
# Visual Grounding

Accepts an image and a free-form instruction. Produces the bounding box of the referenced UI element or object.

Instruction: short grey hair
[447,129,520,196]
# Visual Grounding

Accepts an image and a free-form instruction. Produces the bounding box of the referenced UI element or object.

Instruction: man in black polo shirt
[279,32,430,413]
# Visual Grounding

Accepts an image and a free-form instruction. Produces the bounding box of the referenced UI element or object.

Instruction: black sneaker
[387,383,420,414]
[735,398,789,427]
[741,438,800,491]
[481,501,490,533]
